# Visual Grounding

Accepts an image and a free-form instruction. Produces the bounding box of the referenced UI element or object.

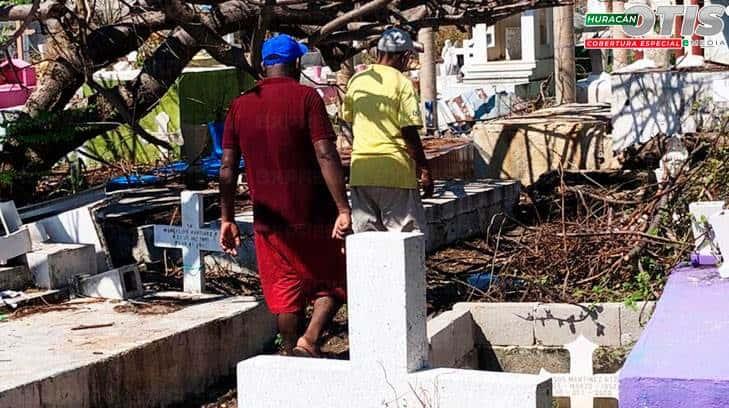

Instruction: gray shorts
[351,186,427,234]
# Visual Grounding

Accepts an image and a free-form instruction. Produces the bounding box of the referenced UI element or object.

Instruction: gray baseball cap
[377,28,424,53]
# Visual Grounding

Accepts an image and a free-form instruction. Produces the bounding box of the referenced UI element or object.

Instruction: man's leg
[295,295,340,356]
[254,232,306,355]
[351,186,386,233]
[380,187,427,233]
[278,312,303,354]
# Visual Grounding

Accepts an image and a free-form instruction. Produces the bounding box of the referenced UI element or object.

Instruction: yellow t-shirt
[342,64,423,189]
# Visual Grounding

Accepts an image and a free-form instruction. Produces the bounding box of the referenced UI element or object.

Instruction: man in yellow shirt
[342,28,434,234]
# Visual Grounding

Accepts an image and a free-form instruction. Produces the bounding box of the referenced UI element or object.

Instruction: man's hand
[332,211,353,240]
[420,168,435,198]
[219,221,242,256]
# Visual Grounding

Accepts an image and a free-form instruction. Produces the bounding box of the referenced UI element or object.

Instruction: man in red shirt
[218,35,351,357]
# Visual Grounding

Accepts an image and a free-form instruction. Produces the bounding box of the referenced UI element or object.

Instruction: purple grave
[619,265,729,408]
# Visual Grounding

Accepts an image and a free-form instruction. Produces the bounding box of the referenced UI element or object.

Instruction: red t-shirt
[222,77,338,234]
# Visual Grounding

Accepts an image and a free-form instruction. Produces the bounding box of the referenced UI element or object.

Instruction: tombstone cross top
[541,336,619,408]
[237,232,553,408]
[154,191,222,293]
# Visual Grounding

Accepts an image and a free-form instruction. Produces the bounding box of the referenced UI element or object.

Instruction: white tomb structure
[154,191,222,294]
[447,9,554,99]
[237,232,552,408]
[0,201,97,289]
[540,336,619,408]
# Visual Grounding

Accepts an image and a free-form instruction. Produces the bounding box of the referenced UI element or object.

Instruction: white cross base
[709,210,729,278]
[540,336,619,408]
[154,191,222,293]
[237,233,553,408]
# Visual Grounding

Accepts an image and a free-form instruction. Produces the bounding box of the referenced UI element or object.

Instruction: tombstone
[34,201,110,272]
[540,336,619,408]
[153,191,223,293]
[0,200,97,290]
[237,232,552,408]
[708,210,729,278]
[689,201,725,265]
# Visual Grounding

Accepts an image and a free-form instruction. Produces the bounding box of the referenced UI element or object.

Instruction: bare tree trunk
[418,27,438,134]
[553,5,575,104]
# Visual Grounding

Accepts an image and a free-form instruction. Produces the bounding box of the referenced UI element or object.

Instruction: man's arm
[308,89,352,239]
[220,147,240,223]
[219,100,242,255]
[315,139,352,239]
[219,147,243,255]
[402,126,434,198]
[398,78,434,198]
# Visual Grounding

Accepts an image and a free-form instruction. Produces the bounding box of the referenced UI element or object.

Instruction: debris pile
[428,132,729,309]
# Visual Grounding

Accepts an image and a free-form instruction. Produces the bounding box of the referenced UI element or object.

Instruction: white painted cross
[154,191,222,293]
[709,210,729,279]
[540,335,619,408]
[237,232,553,408]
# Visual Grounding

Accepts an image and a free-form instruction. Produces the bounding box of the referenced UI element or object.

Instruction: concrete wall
[423,180,519,251]
[612,69,729,152]
[427,143,475,180]
[472,104,616,187]
[455,302,656,348]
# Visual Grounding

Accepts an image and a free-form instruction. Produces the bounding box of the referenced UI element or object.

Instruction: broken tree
[0,0,570,200]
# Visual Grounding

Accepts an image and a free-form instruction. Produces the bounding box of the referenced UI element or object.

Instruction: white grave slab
[0,229,31,264]
[540,335,619,408]
[709,210,729,278]
[154,191,223,293]
[237,232,553,408]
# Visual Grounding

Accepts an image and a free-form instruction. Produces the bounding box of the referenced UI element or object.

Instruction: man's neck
[376,60,398,70]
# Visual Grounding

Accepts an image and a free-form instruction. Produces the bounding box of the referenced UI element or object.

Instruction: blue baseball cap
[262,34,309,66]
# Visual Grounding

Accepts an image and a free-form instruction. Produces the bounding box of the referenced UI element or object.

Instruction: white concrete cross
[154,191,222,293]
[540,336,619,408]
[237,232,552,408]
[709,210,729,278]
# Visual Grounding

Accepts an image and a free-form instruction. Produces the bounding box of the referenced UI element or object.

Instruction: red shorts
[254,229,347,314]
